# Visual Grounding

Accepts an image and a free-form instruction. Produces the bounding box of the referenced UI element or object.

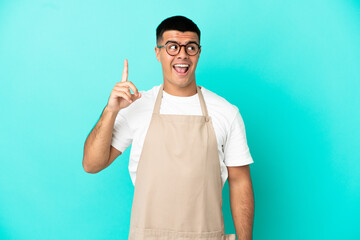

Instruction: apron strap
[153,83,209,117]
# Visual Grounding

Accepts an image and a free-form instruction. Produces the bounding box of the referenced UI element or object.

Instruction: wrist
[104,105,120,116]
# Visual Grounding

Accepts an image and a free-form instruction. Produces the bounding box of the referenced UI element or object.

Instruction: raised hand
[106,59,141,113]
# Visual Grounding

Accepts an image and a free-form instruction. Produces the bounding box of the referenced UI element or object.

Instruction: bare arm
[82,107,122,173]
[227,165,254,240]
[82,59,141,173]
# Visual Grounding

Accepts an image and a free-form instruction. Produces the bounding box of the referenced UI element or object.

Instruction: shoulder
[200,86,239,119]
[138,84,161,103]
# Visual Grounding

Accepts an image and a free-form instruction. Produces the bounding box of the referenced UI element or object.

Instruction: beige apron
[128,83,236,240]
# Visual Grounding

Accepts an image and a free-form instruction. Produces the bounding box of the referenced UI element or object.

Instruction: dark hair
[156,16,201,44]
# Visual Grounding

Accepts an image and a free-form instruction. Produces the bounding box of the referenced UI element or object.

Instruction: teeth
[174,64,189,67]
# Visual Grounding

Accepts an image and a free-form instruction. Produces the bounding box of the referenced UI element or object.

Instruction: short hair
[156,16,201,44]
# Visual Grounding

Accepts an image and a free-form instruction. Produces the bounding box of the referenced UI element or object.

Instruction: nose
[177,45,189,59]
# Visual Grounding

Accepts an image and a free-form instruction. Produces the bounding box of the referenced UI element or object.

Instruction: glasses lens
[186,43,199,55]
[166,43,180,56]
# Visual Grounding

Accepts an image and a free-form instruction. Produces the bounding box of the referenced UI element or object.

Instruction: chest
[130,102,228,154]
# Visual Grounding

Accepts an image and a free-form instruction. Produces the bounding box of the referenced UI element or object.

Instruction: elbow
[83,165,99,174]
[82,156,101,174]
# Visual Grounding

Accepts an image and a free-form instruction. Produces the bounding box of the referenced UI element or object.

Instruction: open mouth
[173,64,190,75]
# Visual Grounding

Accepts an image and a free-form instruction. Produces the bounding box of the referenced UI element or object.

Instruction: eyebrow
[164,40,199,45]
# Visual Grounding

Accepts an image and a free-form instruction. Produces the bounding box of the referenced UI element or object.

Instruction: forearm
[83,106,118,173]
[229,180,254,240]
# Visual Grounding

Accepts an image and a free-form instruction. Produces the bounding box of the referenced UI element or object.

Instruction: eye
[168,43,178,51]
[186,43,198,53]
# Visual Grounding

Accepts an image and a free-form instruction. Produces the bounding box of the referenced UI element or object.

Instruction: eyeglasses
[157,41,201,56]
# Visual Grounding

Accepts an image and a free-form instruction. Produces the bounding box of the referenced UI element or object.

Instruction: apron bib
[129,83,236,240]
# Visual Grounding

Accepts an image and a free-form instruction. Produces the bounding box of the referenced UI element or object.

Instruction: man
[83,16,254,240]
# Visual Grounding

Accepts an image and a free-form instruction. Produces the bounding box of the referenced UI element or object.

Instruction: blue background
[1,0,359,239]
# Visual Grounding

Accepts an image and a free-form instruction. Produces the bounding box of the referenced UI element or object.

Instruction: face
[155,30,201,89]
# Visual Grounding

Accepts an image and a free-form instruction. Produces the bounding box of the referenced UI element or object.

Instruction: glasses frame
[157,41,201,56]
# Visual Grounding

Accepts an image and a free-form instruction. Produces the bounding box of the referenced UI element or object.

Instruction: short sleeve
[111,113,133,153]
[223,108,254,166]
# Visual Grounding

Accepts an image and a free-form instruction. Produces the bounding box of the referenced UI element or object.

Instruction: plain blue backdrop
[1,0,359,239]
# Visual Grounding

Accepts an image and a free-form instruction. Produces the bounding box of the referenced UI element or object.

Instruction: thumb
[133,92,142,101]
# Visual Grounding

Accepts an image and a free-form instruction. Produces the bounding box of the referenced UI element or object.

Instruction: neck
[163,79,197,97]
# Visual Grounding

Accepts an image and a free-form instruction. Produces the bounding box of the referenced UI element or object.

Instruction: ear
[155,47,161,62]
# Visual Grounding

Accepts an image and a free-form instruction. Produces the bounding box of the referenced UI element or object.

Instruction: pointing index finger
[121,59,128,82]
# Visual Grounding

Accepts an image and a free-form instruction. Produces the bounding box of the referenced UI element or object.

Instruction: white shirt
[111,84,254,188]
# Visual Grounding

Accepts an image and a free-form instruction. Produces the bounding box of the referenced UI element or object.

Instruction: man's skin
[82,30,254,240]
